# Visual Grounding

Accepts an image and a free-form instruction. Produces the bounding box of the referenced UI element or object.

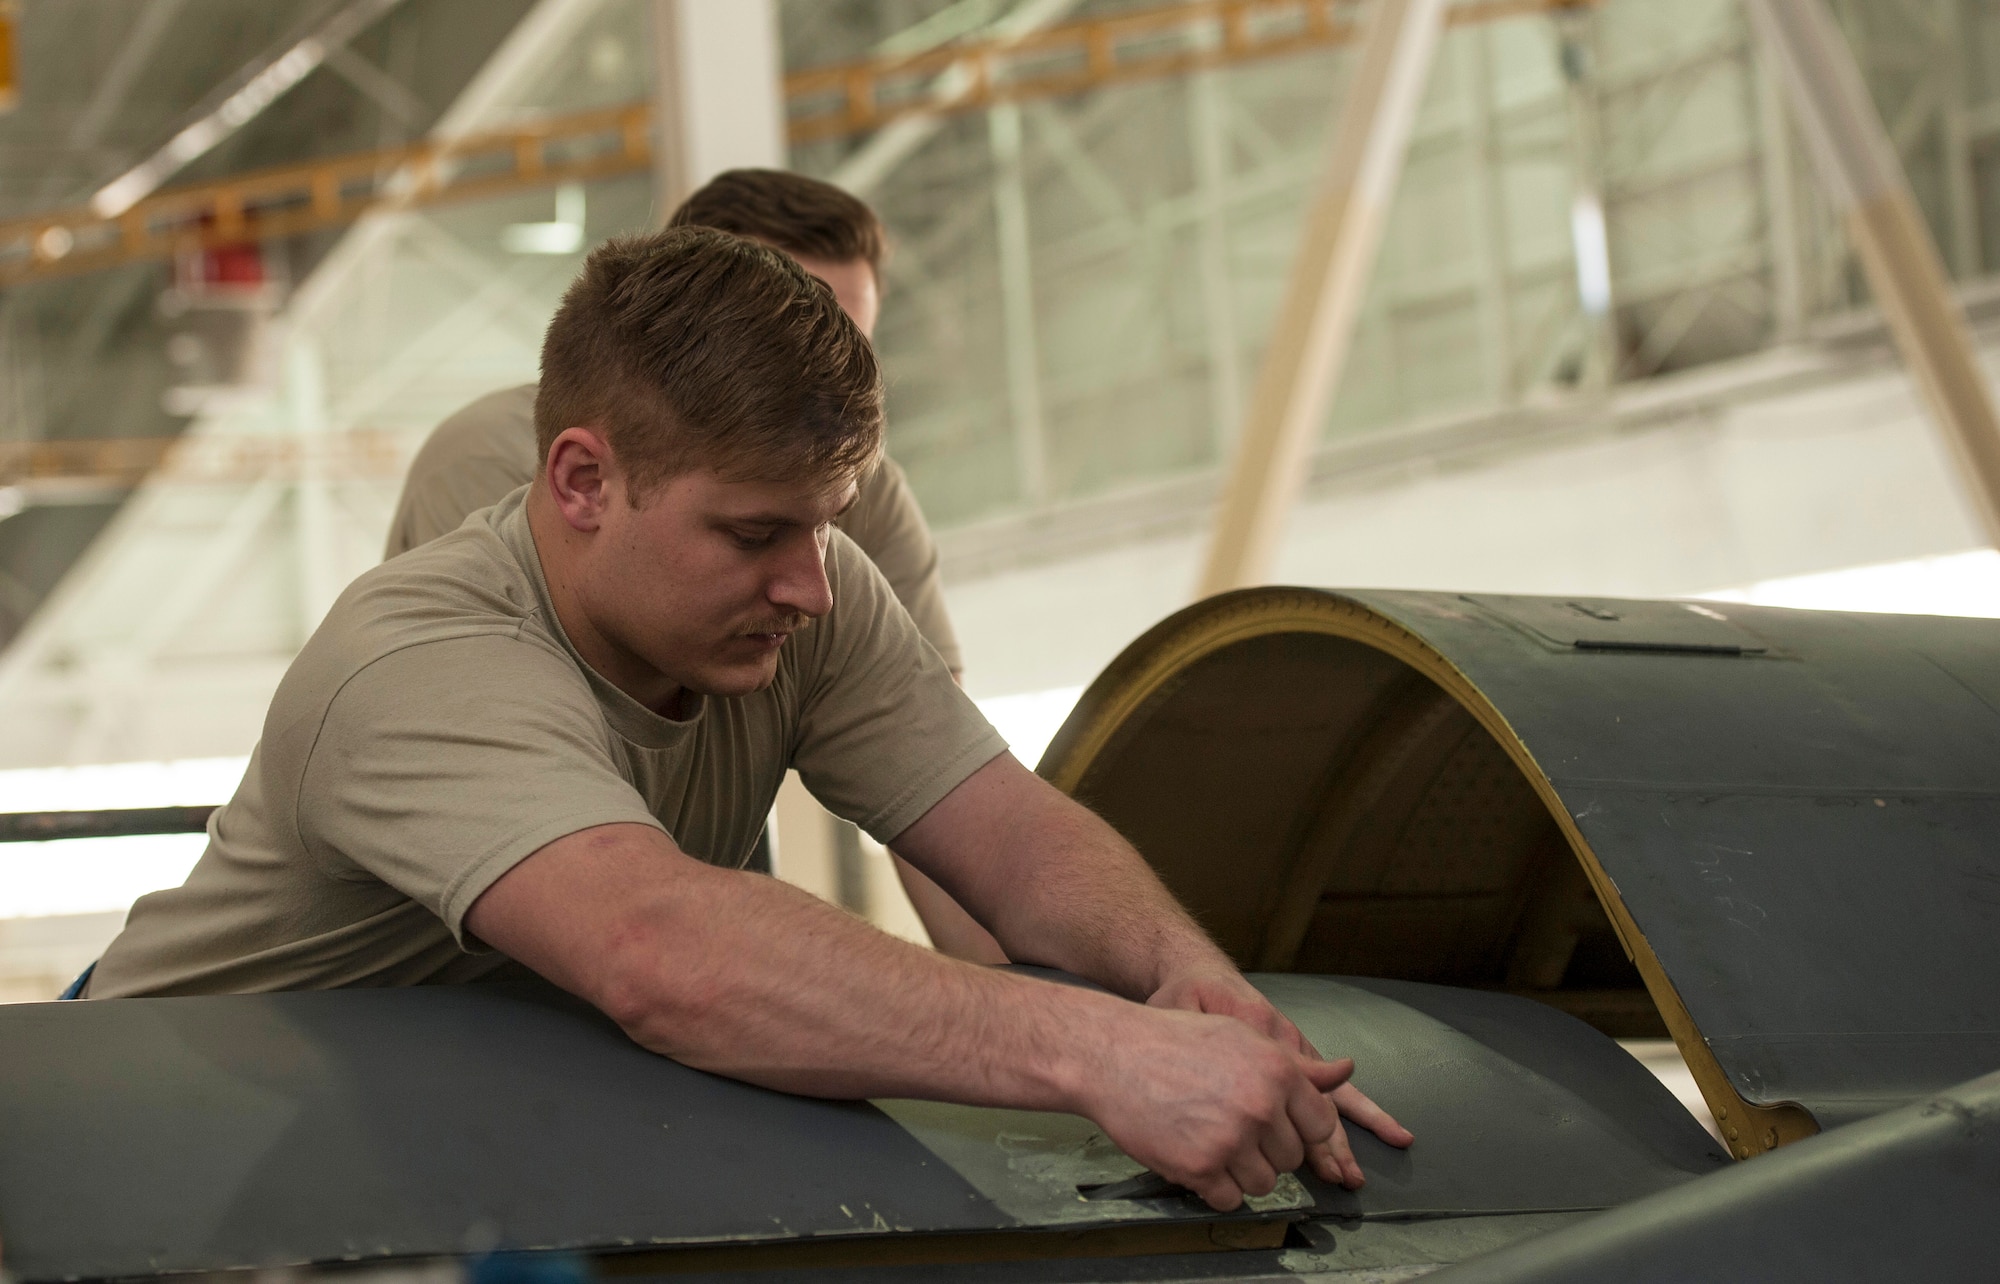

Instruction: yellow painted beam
[1194,0,1448,597]
[0,0,1597,289]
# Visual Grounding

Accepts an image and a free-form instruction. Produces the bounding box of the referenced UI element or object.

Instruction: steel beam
[1189,70,1246,457]
[990,102,1050,507]
[1194,0,1448,597]
[1753,25,1808,342]
[1750,0,2000,546]
[649,0,785,221]
[1462,23,1518,401]
[830,0,1087,198]
[286,340,341,641]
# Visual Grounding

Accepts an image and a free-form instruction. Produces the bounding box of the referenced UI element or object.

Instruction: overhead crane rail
[0,430,406,489]
[0,0,1593,288]
[787,0,1579,142]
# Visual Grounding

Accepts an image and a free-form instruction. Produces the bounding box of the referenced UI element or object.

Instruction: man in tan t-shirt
[92,227,1411,1213]
[385,170,994,961]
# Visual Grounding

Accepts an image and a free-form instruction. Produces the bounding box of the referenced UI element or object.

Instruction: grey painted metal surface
[1424,1066,2000,1283]
[627,1214,1602,1283]
[0,981,1000,1278]
[1039,588,2000,1153]
[1352,591,2000,1129]
[1250,976,1723,1221]
[0,971,1720,1280]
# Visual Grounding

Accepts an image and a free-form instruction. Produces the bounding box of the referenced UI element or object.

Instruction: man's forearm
[889,849,1009,965]
[622,866,1111,1100]
[471,822,1120,1104]
[892,754,1232,1000]
[467,815,1395,1211]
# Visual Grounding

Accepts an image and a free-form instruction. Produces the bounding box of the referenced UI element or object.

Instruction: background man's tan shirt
[384,384,962,673]
[91,489,1006,998]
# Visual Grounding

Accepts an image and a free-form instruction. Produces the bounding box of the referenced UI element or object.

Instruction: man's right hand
[1078,1007,1357,1212]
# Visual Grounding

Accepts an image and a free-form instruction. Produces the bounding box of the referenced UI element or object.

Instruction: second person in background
[384,168,1005,964]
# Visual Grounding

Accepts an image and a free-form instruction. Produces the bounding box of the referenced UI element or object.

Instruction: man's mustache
[740,614,809,636]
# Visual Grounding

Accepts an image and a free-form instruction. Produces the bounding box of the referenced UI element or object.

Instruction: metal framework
[0,430,405,490]
[786,0,1587,142]
[0,103,652,287]
[1197,0,1448,595]
[0,0,1594,290]
[7,0,2000,780]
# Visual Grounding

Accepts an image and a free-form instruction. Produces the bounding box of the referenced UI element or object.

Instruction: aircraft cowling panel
[1037,588,2000,1157]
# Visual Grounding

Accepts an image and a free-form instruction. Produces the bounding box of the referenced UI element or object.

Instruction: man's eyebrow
[717,491,857,529]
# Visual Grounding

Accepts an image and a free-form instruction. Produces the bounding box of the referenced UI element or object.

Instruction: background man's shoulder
[385,384,540,558]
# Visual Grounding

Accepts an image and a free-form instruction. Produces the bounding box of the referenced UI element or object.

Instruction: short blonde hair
[535,227,883,497]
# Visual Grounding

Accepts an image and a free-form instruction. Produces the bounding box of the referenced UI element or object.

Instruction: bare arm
[892,752,1414,1181]
[890,852,1009,964]
[890,752,1230,997]
[466,818,1355,1210]
[887,672,1007,965]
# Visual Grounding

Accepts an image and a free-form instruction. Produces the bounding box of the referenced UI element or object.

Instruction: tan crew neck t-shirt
[384,384,962,674]
[90,488,1007,998]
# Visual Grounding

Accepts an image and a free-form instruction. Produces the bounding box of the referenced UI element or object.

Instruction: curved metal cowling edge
[1420,1066,2000,1283]
[1035,587,2000,1158]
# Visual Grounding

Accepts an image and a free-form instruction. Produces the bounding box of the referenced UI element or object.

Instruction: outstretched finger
[1320,1115,1363,1189]
[1300,1055,1355,1094]
[1331,1081,1414,1148]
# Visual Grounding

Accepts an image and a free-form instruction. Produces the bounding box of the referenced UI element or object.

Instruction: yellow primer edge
[1038,588,1819,1159]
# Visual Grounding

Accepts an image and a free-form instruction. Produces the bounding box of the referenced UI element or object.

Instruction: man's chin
[685,653,783,699]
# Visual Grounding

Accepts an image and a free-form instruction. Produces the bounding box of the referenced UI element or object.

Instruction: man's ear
[544,425,616,532]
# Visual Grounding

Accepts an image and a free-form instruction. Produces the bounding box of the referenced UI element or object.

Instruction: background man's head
[668,169,886,337]
[535,225,883,502]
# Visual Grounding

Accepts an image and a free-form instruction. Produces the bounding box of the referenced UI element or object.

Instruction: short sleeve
[385,385,541,558]
[789,533,1007,844]
[296,633,663,943]
[838,457,963,674]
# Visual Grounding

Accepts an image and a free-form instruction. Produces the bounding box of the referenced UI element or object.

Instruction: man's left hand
[1149,969,1415,1189]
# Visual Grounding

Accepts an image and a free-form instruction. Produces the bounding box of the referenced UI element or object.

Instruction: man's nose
[768,535,834,619]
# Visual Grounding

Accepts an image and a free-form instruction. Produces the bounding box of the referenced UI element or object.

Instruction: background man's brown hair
[668,169,886,278]
[535,226,882,496]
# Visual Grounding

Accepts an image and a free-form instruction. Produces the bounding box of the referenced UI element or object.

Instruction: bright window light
[1699,549,2000,617]
[0,834,208,919]
[976,685,1085,769]
[0,756,249,814]
[0,757,246,921]
[1570,193,1612,317]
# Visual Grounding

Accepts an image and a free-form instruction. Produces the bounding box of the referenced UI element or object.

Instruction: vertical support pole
[1195,0,1447,598]
[1556,4,1614,388]
[990,101,1049,507]
[832,820,871,917]
[772,771,836,899]
[1189,70,1246,457]
[1753,19,1808,343]
[1462,23,1518,403]
[1938,0,1981,279]
[287,336,341,640]
[650,0,785,224]
[1750,0,2000,546]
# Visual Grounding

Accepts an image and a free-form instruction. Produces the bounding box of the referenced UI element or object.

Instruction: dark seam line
[1549,779,2000,800]
[1314,1205,1614,1224]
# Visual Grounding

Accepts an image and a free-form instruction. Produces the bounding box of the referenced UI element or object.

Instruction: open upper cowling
[1037,588,2000,1158]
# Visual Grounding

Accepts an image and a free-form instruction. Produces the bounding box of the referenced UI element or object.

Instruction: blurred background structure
[4,0,2000,1020]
